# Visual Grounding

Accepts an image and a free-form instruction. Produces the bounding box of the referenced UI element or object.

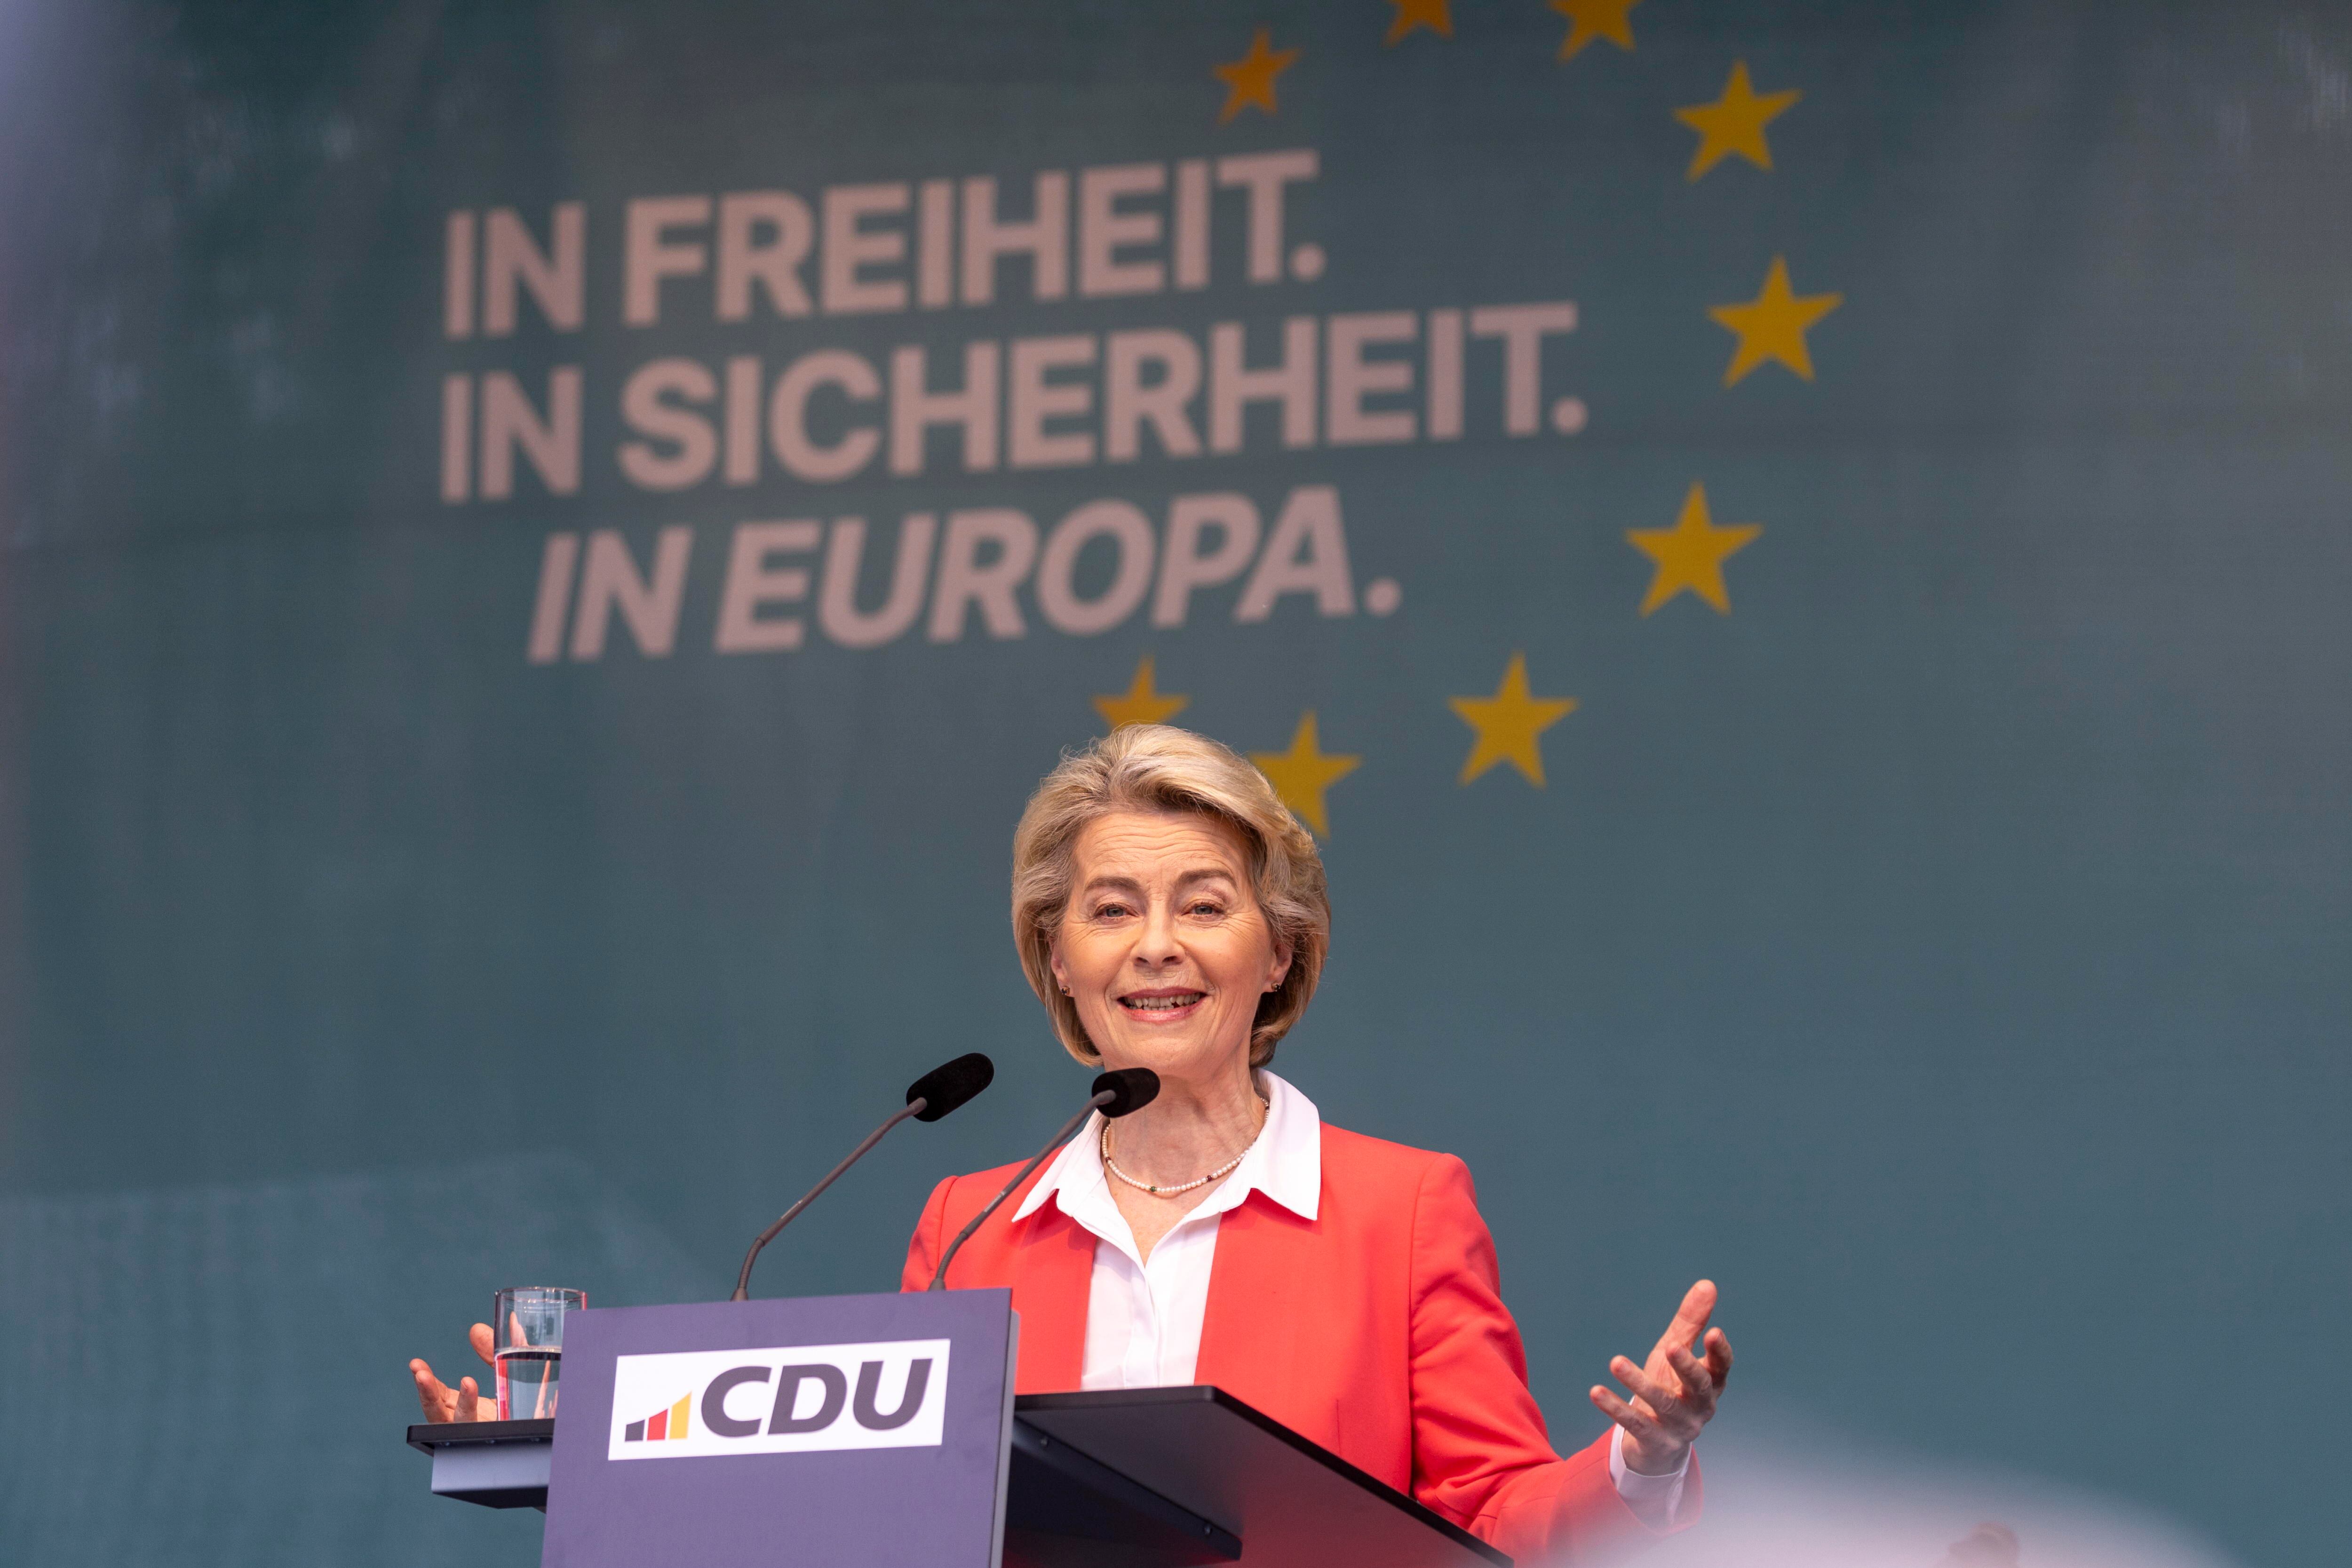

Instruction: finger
[456,1375,485,1421]
[1588,1385,1666,1442]
[1610,1355,1683,1417]
[471,1322,496,1365]
[1664,1343,1718,1417]
[1613,1355,1707,1442]
[1704,1326,1734,1387]
[1657,1279,1717,1354]
[411,1360,453,1422]
[1664,1342,1713,1395]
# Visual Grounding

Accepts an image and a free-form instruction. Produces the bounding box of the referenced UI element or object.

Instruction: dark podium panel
[411,1386,1507,1568]
[409,1417,554,1509]
[1015,1389,1505,1568]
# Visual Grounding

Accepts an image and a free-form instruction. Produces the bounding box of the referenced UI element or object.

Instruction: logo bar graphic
[622,1392,692,1443]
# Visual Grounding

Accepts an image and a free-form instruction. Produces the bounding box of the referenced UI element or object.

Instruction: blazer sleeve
[898,1174,955,1292]
[1406,1154,1700,1564]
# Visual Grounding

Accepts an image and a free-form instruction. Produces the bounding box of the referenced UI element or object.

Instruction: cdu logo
[607,1338,951,1461]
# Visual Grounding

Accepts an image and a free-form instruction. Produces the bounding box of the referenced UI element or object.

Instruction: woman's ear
[1048,940,1070,995]
[1265,936,1294,993]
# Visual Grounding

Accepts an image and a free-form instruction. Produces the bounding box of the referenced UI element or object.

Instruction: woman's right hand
[410,1322,498,1422]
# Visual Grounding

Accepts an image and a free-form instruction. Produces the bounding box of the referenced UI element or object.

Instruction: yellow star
[1628,483,1762,616]
[1214,27,1301,123]
[1708,256,1843,385]
[1449,654,1578,787]
[1250,712,1360,836]
[1385,0,1452,45]
[1092,654,1191,733]
[1675,62,1802,181]
[1551,0,1642,62]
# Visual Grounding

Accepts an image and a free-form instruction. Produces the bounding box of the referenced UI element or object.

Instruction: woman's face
[1049,810,1292,1089]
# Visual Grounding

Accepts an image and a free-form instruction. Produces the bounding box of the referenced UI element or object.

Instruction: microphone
[730,1052,995,1301]
[928,1068,1159,1290]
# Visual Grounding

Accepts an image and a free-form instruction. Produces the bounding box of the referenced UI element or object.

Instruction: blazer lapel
[1193,1194,1307,1416]
[1007,1203,1096,1393]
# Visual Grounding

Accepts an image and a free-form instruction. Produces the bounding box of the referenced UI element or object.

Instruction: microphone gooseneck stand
[733,1100,924,1302]
[929,1068,1159,1290]
[731,1051,996,1301]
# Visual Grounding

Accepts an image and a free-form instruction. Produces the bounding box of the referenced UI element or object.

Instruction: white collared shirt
[1012,1070,1690,1526]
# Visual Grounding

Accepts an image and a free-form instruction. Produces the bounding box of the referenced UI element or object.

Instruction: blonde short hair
[1011,724,1330,1068]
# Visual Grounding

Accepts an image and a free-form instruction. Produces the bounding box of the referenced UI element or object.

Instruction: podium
[409,1293,1507,1568]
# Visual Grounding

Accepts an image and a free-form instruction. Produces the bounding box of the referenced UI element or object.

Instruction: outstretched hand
[1588,1280,1732,1476]
[410,1322,499,1423]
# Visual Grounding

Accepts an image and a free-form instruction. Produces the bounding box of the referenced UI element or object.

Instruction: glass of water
[493,1286,585,1420]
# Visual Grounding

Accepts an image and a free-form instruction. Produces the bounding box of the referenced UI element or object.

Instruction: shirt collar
[1012,1068,1321,1229]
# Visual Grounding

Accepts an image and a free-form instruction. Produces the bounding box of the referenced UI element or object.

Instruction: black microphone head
[907,1053,995,1122]
[1091,1068,1160,1118]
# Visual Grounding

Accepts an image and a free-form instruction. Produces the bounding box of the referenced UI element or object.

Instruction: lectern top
[1017,1387,1509,1568]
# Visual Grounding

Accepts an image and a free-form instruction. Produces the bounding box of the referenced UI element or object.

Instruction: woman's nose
[1134,899,1182,960]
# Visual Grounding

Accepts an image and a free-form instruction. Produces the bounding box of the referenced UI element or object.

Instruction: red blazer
[901,1121,1698,1564]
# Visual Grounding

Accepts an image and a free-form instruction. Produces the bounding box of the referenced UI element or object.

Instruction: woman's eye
[1093,901,1133,919]
[1186,901,1224,916]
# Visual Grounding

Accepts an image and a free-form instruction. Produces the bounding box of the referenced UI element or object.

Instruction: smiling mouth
[1119,991,1205,1013]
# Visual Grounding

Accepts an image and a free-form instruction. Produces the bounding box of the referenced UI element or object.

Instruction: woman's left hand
[1589,1279,1733,1476]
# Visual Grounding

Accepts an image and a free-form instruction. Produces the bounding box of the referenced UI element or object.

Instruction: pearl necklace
[1102,1098,1269,1197]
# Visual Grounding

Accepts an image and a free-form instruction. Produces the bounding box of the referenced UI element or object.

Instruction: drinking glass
[493,1286,586,1420]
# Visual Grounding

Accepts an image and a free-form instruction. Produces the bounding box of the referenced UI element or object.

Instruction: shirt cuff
[1607,1425,1691,1528]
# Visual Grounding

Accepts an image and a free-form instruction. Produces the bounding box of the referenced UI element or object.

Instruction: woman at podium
[906,725,1732,1564]
[412,722,1729,1561]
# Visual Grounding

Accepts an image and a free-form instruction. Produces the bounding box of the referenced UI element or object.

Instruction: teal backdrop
[0,2,2345,1565]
